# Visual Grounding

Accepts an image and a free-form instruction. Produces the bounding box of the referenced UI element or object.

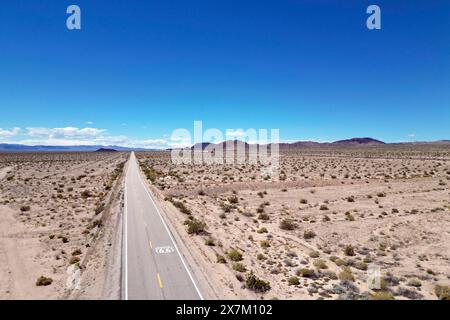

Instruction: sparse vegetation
[344,244,355,256]
[434,285,450,300]
[303,230,316,239]
[36,276,53,286]
[184,218,206,235]
[279,218,296,230]
[227,248,243,262]
[245,271,271,293]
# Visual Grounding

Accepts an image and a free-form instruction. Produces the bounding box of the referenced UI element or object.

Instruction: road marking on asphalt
[157,273,163,289]
[155,246,175,254]
[149,240,153,249]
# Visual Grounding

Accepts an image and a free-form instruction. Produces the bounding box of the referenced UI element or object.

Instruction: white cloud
[26,127,107,139]
[0,127,21,138]
[3,126,202,150]
[8,126,172,149]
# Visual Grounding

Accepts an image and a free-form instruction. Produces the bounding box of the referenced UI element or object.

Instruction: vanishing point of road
[123,152,202,300]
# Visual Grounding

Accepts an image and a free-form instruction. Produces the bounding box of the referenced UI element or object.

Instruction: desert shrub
[257,227,268,233]
[204,238,215,246]
[232,262,247,272]
[303,230,316,239]
[377,192,386,197]
[216,254,227,264]
[279,218,296,230]
[245,271,271,293]
[407,279,422,287]
[258,213,270,221]
[313,259,328,269]
[260,240,271,248]
[184,218,206,235]
[344,244,355,256]
[334,258,346,266]
[435,285,450,300]
[20,205,31,212]
[227,248,243,262]
[198,190,205,196]
[72,249,82,256]
[297,268,313,278]
[347,196,355,202]
[228,195,239,204]
[36,276,53,286]
[172,200,192,215]
[370,291,394,300]
[143,166,159,182]
[257,253,266,261]
[220,203,232,213]
[309,250,320,258]
[288,276,300,286]
[81,190,93,199]
[319,204,329,210]
[300,199,308,204]
[323,270,338,280]
[353,261,368,271]
[69,256,80,264]
[345,213,355,221]
[339,267,355,282]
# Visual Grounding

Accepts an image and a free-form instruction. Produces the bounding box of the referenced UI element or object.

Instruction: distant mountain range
[186,137,450,151]
[1,138,449,152]
[0,144,148,152]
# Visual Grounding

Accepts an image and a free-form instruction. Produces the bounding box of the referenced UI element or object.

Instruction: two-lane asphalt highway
[124,152,202,300]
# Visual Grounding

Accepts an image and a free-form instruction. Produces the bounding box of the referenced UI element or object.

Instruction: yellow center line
[149,240,153,249]
[157,273,163,289]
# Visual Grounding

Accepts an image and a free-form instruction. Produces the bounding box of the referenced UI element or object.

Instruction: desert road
[123,152,202,300]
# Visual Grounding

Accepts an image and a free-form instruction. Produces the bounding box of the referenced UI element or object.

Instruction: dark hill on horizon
[331,137,386,146]
[95,148,118,152]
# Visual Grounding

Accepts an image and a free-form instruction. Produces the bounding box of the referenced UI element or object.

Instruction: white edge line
[132,153,204,300]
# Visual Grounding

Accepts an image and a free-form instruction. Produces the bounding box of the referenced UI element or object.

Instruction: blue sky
[0,1,449,148]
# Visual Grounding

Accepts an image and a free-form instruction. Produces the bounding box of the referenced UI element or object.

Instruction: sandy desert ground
[0,152,127,299]
[137,145,450,300]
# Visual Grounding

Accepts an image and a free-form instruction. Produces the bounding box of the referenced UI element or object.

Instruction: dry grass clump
[184,218,206,235]
[370,291,394,300]
[434,285,450,300]
[303,230,316,239]
[338,267,355,282]
[288,276,300,285]
[36,276,53,286]
[227,248,243,262]
[245,271,271,293]
[279,218,296,230]
[20,205,31,212]
[232,262,247,272]
[344,244,355,256]
[296,268,314,278]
